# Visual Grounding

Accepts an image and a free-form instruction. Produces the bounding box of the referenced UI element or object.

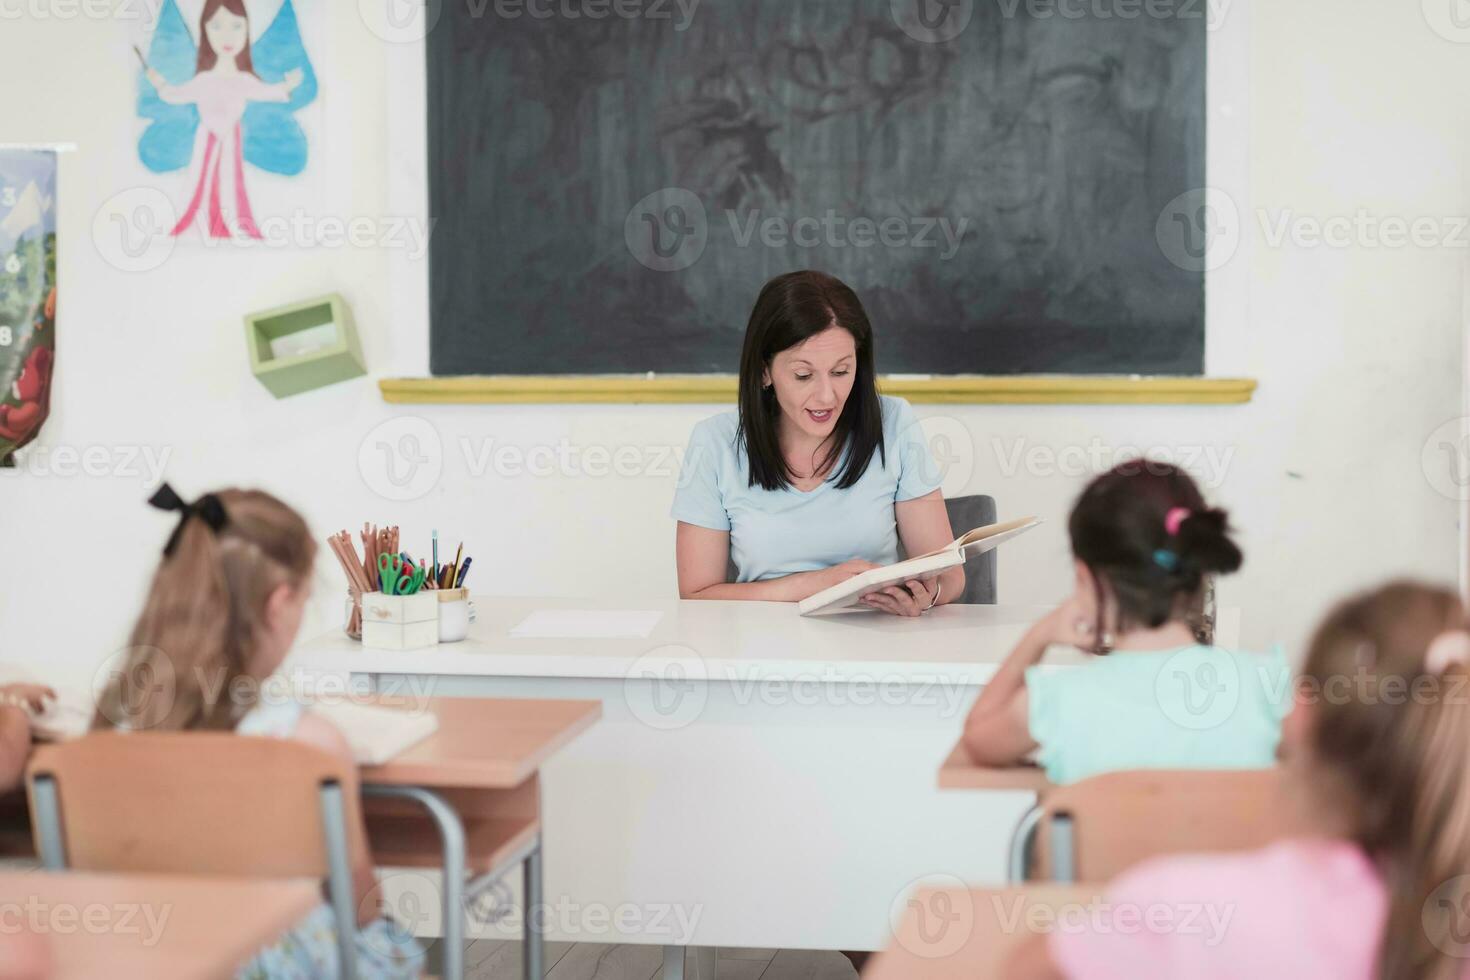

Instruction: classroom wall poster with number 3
[0,150,57,468]
[124,0,333,248]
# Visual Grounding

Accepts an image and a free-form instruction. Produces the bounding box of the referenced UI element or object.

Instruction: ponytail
[1381,654,1470,980]
[1068,461,1242,639]
[93,487,313,733]
[1298,582,1470,980]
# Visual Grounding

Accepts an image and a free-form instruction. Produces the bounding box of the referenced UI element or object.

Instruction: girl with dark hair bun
[962,460,1288,783]
[672,270,963,617]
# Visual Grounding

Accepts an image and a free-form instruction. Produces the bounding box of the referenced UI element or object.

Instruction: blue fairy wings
[136,0,318,176]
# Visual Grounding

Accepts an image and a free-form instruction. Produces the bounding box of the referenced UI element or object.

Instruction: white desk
[287,598,1151,955]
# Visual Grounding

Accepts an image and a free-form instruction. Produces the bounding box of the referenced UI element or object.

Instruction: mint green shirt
[1026,645,1290,785]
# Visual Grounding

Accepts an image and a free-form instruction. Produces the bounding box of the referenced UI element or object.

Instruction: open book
[797,516,1042,616]
[310,701,439,765]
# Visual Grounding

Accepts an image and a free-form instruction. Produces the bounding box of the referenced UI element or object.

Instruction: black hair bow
[148,483,228,557]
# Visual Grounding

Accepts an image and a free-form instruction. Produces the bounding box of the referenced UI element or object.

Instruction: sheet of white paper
[510,610,663,639]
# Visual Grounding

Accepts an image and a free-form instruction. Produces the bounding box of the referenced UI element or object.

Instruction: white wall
[0,0,1465,685]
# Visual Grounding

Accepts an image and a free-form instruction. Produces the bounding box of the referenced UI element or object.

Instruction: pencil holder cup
[362,591,439,651]
[437,588,469,643]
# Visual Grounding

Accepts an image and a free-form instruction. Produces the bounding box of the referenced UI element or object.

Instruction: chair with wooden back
[27,732,369,980]
[1009,767,1292,882]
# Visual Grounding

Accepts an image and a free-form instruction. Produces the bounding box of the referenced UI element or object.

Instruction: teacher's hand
[808,559,883,594]
[861,577,937,617]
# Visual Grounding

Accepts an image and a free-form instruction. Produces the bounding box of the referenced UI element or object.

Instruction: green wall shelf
[245,293,366,398]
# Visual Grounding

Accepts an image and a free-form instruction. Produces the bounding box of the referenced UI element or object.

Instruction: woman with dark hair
[672,270,963,616]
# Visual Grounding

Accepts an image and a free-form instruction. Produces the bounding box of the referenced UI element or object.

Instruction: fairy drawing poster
[129,0,325,243]
[0,150,58,467]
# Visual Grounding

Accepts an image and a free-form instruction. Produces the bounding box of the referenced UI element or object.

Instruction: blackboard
[427,1,1206,376]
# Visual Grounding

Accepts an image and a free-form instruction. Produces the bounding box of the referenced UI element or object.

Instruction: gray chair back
[937,494,998,604]
[724,493,998,604]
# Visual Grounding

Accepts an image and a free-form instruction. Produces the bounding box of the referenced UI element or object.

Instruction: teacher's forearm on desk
[681,570,828,602]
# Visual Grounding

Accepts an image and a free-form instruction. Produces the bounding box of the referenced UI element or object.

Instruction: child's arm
[0,684,53,791]
[292,713,380,928]
[0,706,29,793]
[962,601,1092,766]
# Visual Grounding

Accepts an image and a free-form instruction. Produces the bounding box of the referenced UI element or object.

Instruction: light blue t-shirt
[671,395,942,583]
[1025,645,1291,785]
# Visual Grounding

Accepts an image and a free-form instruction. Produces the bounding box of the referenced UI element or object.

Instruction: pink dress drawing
[154,70,294,239]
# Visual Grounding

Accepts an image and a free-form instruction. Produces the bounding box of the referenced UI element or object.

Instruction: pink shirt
[1050,839,1389,980]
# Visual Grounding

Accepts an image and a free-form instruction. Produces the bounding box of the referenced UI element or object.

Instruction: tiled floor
[464,942,859,980]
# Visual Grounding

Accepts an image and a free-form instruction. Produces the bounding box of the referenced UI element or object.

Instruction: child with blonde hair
[94,484,423,979]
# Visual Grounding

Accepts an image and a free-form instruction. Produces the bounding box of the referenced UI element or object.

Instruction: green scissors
[378,554,426,595]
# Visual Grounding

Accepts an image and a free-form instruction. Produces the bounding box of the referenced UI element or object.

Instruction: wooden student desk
[938,740,1053,793]
[864,884,1104,980]
[0,869,318,980]
[353,695,601,980]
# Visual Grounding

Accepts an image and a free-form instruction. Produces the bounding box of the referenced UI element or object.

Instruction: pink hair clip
[1425,630,1470,675]
[1164,507,1191,536]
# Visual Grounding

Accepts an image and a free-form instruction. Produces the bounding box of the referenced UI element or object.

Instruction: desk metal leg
[660,947,713,980]
[524,836,544,980]
[363,785,467,980]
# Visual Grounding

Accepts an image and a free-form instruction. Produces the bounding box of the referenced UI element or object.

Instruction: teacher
[672,270,963,617]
